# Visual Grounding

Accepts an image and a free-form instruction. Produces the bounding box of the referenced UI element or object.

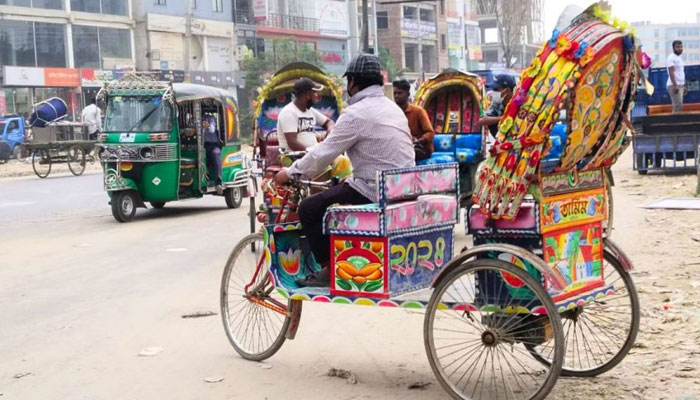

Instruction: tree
[477,0,532,68]
[378,46,408,82]
[238,38,326,139]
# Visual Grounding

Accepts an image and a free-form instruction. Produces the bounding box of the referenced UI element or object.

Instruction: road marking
[0,201,37,208]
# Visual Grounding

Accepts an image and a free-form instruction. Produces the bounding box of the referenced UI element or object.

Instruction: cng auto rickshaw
[97,74,251,222]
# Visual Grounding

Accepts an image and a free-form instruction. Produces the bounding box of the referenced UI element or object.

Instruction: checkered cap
[343,54,382,77]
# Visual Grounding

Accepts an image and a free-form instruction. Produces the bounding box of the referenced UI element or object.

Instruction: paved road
[0,173,453,400]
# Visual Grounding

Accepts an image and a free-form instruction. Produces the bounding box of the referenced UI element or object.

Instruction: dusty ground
[0,157,101,179]
[0,147,699,400]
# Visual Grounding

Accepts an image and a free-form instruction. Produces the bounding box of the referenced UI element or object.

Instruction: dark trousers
[204,143,222,185]
[298,183,372,265]
[414,142,432,161]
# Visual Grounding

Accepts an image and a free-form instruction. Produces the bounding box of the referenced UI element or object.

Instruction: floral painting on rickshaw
[331,237,388,298]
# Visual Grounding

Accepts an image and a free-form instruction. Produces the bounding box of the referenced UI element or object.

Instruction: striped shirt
[287,85,415,201]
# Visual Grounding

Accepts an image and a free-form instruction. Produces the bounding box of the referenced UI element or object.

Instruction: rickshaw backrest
[377,163,459,207]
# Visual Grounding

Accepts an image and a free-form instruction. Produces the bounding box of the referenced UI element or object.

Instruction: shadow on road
[136,205,239,221]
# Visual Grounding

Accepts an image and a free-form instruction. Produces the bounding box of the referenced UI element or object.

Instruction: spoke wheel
[220,233,290,361]
[425,259,564,400]
[67,146,86,176]
[525,250,640,377]
[32,149,52,178]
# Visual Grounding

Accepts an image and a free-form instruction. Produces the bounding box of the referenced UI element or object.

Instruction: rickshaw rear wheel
[112,190,137,222]
[150,202,166,209]
[524,249,640,377]
[67,146,86,176]
[32,149,51,178]
[225,187,243,209]
[220,233,291,361]
[424,258,564,400]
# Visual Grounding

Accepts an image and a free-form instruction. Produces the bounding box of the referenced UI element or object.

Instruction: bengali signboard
[319,0,349,36]
[253,0,268,21]
[401,19,437,40]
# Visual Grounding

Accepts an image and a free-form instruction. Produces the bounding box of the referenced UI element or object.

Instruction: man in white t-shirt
[666,40,686,113]
[276,78,334,151]
[81,97,102,140]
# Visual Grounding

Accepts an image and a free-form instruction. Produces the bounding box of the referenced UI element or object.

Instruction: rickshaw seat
[417,133,481,166]
[467,202,539,235]
[324,164,459,236]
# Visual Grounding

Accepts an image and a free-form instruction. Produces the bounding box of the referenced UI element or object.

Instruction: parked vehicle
[96,73,251,222]
[0,115,28,163]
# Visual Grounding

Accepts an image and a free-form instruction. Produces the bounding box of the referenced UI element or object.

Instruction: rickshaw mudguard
[431,243,567,292]
[603,238,634,271]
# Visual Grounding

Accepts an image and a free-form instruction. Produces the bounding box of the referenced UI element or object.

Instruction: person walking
[81,97,102,140]
[667,40,686,113]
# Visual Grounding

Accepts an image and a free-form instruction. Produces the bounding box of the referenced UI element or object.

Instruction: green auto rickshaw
[96,74,251,222]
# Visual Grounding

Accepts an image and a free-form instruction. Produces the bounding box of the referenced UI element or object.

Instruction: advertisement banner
[319,0,349,36]
[400,19,437,40]
[3,66,45,86]
[44,68,81,87]
[447,21,463,51]
[0,91,6,115]
[253,0,268,21]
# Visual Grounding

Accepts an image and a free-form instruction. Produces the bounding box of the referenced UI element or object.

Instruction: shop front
[1,66,82,120]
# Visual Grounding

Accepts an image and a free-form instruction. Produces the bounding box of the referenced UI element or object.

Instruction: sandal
[295,268,330,287]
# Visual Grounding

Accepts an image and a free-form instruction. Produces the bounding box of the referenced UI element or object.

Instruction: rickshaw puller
[274,54,415,287]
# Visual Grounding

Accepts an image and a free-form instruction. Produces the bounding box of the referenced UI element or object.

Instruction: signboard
[253,0,268,21]
[465,24,482,61]
[3,66,45,86]
[153,70,185,83]
[191,71,205,84]
[447,21,463,52]
[400,19,437,40]
[44,68,81,87]
[147,13,233,37]
[319,0,349,36]
[0,91,6,115]
[80,69,115,87]
[540,189,607,233]
[149,31,184,70]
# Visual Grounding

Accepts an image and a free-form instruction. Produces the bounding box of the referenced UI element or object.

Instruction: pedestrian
[667,40,686,113]
[392,79,435,161]
[203,116,224,195]
[81,97,102,140]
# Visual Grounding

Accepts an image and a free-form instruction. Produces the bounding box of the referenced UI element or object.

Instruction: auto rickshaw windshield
[104,96,174,133]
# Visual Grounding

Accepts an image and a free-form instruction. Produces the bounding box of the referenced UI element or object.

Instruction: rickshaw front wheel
[112,190,137,222]
[220,233,291,361]
[224,187,243,209]
[424,258,564,400]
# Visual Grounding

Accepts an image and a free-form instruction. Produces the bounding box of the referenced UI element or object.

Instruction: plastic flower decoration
[499,116,514,134]
[555,34,572,56]
[548,29,560,48]
[574,41,589,60]
[580,46,595,67]
[524,57,542,78]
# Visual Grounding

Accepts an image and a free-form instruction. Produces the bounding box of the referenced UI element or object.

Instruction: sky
[543,0,700,33]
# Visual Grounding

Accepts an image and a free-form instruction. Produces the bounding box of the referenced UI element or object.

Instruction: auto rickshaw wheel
[424,258,564,400]
[112,190,137,222]
[220,233,291,361]
[225,187,243,209]
[150,202,166,209]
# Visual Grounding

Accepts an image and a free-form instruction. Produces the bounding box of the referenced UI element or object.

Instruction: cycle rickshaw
[221,4,641,398]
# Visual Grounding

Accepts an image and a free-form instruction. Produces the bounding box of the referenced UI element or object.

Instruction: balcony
[235,9,253,25]
[255,13,319,33]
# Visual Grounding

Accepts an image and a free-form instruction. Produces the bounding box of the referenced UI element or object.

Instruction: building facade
[132,0,237,90]
[476,0,543,70]
[376,1,444,81]
[0,0,134,117]
[633,15,700,68]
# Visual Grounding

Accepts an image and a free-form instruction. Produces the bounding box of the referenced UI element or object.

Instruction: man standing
[478,74,516,137]
[203,116,223,195]
[81,97,101,140]
[274,54,415,287]
[393,79,435,161]
[276,78,335,151]
[667,40,686,113]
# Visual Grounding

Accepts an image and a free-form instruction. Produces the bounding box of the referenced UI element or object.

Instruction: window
[654,29,659,38]
[72,26,131,69]
[155,0,166,5]
[71,0,128,15]
[404,43,418,71]
[212,0,223,12]
[441,34,446,50]
[34,23,67,67]
[440,0,445,16]
[0,0,62,9]
[0,21,67,68]
[655,42,659,50]
[376,11,388,30]
[420,8,435,22]
[0,20,36,67]
[403,6,416,19]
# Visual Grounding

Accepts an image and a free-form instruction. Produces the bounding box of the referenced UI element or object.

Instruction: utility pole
[185,0,192,81]
[417,6,423,79]
[361,0,370,53]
